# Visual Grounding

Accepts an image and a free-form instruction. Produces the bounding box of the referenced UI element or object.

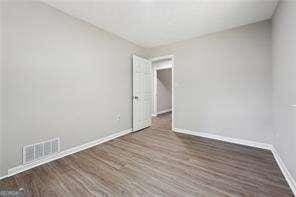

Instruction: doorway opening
[150,55,174,131]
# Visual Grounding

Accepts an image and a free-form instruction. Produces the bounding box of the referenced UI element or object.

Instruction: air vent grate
[52,138,59,154]
[44,141,51,156]
[23,138,60,164]
[24,145,34,163]
[34,143,44,159]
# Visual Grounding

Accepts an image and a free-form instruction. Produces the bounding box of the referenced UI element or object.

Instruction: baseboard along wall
[1,126,295,196]
[173,127,296,195]
[1,128,132,180]
[157,109,172,115]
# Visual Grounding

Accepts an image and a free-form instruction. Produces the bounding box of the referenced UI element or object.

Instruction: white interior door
[133,55,152,131]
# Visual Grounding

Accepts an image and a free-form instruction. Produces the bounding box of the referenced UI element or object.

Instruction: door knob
[134,96,139,99]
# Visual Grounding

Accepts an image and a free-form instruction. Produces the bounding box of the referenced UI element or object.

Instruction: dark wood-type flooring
[151,112,172,131]
[0,113,293,196]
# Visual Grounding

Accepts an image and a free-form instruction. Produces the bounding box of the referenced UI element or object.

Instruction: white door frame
[150,55,175,130]
[155,66,172,115]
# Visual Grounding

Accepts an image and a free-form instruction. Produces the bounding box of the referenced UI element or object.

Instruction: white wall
[0,2,3,177]
[148,20,273,144]
[0,1,284,180]
[272,1,296,181]
[157,68,172,113]
[1,1,145,175]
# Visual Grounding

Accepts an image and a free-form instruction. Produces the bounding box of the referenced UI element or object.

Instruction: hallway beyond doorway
[151,112,172,131]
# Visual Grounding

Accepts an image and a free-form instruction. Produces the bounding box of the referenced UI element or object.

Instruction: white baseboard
[0,174,12,181]
[173,128,273,150]
[2,127,295,196]
[4,128,132,180]
[173,127,295,195]
[157,109,172,115]
[271,147,296,195]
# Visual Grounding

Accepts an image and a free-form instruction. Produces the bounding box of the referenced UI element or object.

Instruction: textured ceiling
[44,0,278,48]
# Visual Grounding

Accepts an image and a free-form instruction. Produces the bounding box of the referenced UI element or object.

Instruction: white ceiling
[44,0,278,48]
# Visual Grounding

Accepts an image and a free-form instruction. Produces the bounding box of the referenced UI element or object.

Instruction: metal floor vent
[23,138,60,164]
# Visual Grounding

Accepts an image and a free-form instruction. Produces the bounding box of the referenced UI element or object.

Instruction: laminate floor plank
[0,113,293,196]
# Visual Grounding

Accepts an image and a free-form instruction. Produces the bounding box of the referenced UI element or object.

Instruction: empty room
[0,0,295,196]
